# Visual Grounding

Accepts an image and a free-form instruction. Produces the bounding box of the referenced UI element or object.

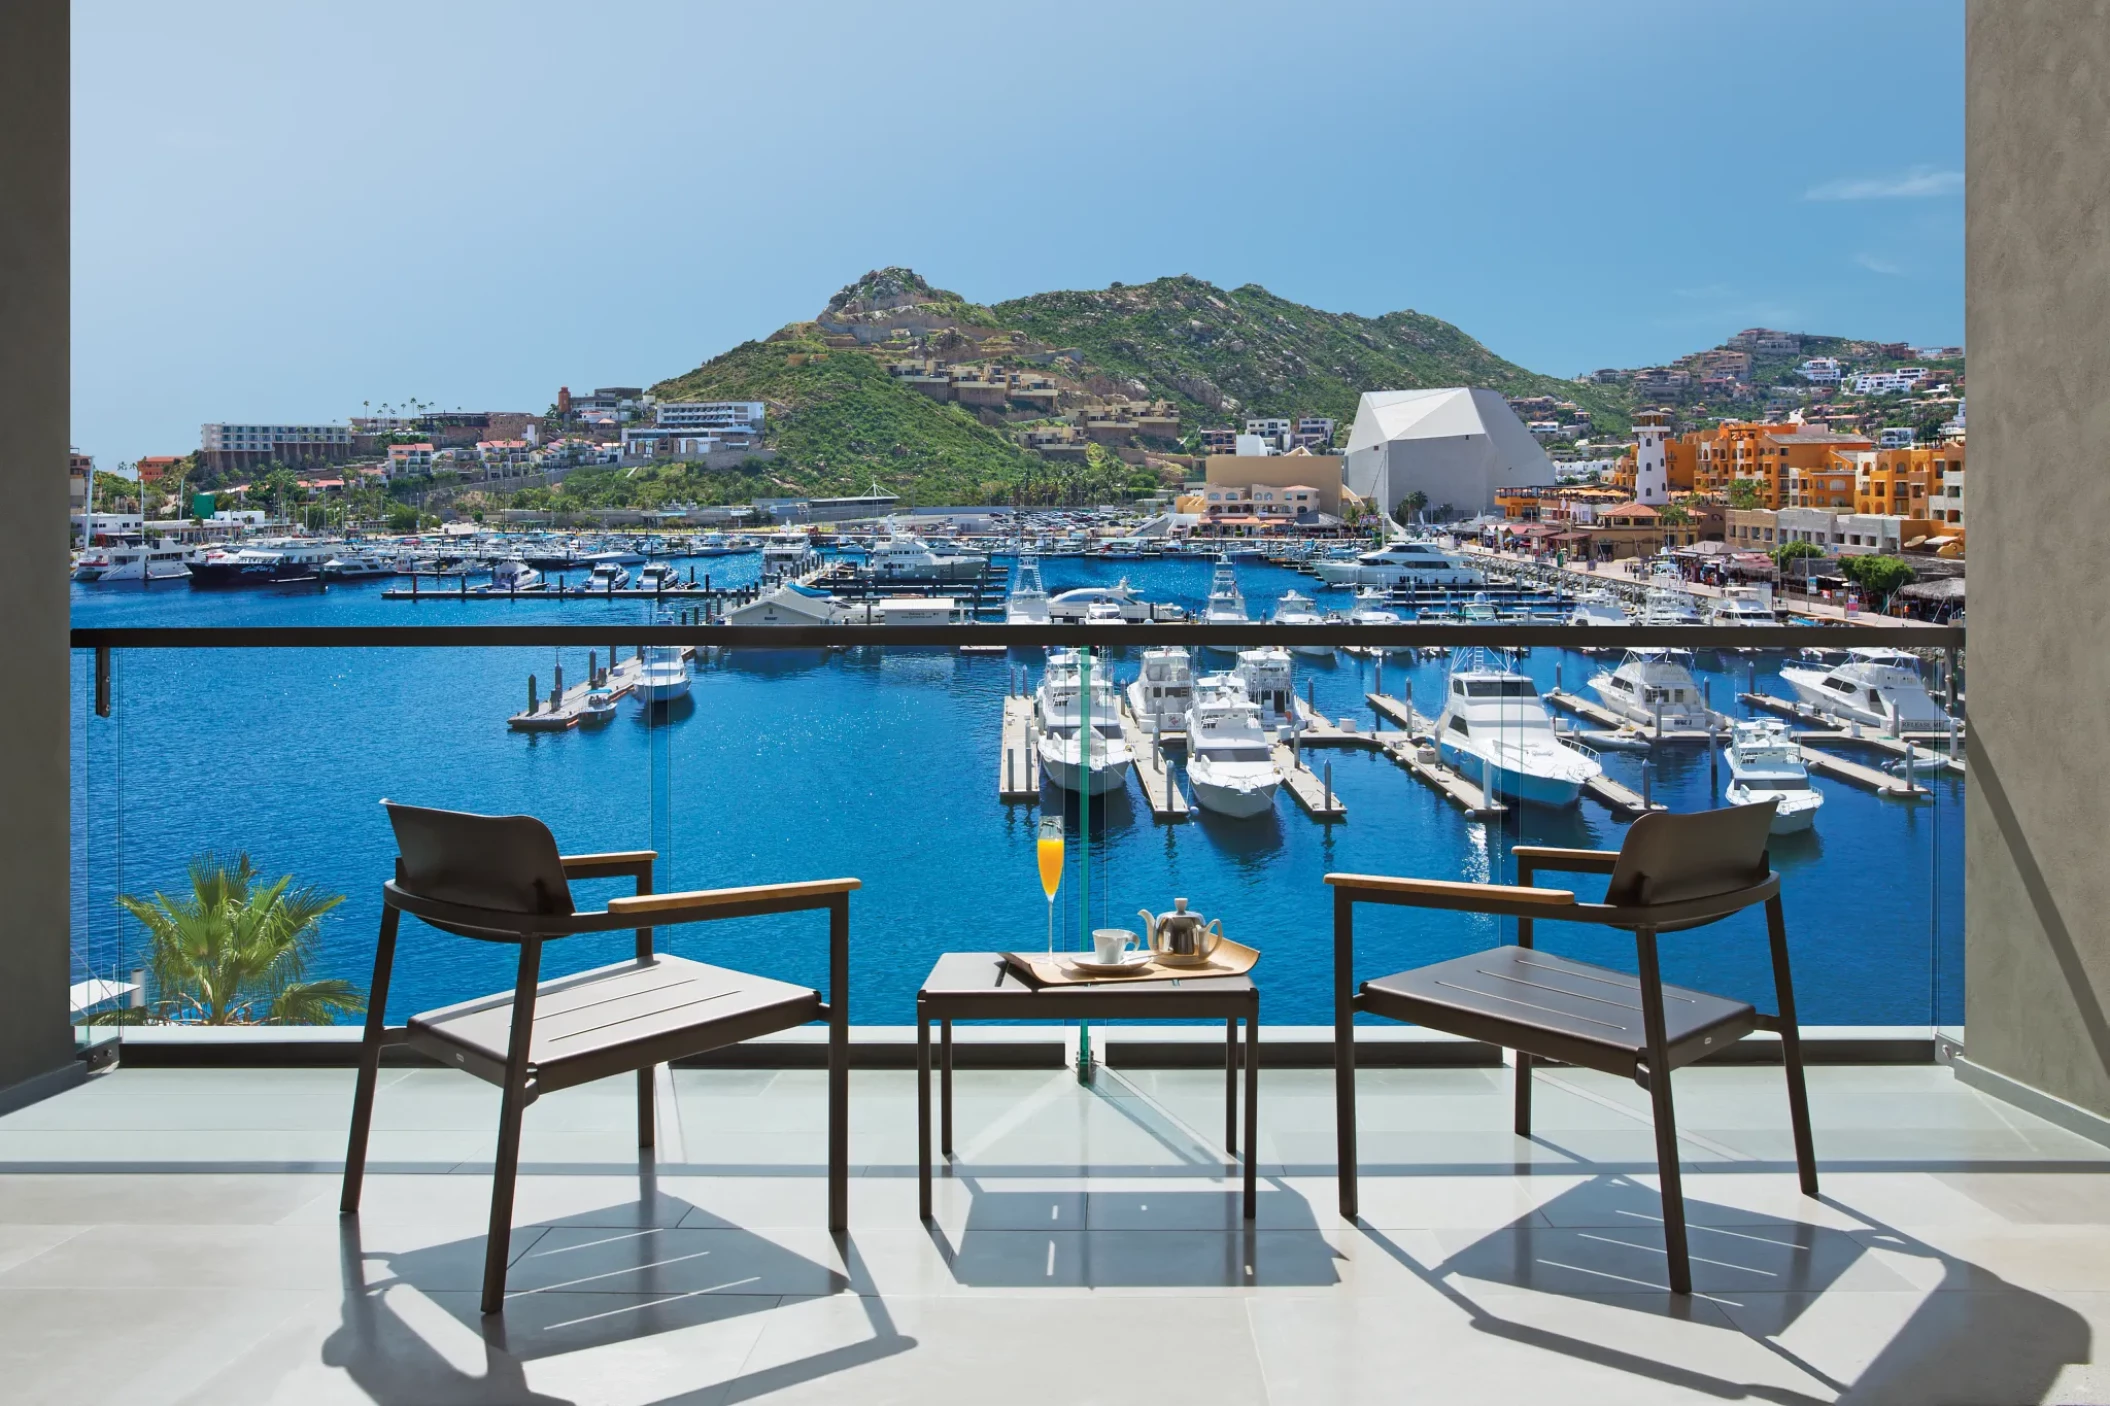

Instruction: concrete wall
[0,0,79,1102]
[1964,0,2110,1115]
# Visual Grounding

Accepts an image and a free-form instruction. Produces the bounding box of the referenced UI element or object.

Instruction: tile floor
[1,1058,2107,1404]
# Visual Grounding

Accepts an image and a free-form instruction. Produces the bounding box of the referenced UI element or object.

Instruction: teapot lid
[1173,897,1188,912]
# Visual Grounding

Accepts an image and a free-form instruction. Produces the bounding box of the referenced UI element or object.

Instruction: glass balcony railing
[68,562,1964,1048]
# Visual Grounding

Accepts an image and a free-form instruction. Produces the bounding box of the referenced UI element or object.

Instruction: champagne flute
[1036,816,1064,954]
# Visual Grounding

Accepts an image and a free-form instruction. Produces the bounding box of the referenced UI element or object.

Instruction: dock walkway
[1546,689,1722,743]
[1739,692,1965,772]
[1363,693,1656,819]
[998,696,1040,801]
[1118,705,1190,821]
[507,646,694,731]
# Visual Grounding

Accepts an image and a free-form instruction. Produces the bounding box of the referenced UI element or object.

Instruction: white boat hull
[1438,738,1587,808]
[1777,668,1944,732]
[1726,781,1822,833]
[1038,745,1134,796]
[1187,767,1280,818]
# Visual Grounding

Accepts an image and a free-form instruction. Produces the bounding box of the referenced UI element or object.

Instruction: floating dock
[1360,693,1656,819]
[1545,690,1723,744]
[506,646,694,731]
[1274,739,1348,820]
[1793,745,1930,799]
[998,696,1040,801]
[1739,692,1966,770]
[1117,706,1189,822]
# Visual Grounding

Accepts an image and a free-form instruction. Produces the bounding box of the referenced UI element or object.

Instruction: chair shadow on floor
[322,1166,916,1406]
[1357,1172,2091,1405]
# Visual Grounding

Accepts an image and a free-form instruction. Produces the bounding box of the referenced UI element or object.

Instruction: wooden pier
[1545,690,1722,743]
[1738,692,1966,771]
[1361,693,1656,819]
[507,646,695,732]
[998,695,1040,801]
[1793,745,1930,799]
[1118,706,1190,821]
[1273,737,1348,820]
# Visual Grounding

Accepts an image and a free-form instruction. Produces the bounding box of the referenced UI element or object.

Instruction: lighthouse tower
[1632,410,1670,506]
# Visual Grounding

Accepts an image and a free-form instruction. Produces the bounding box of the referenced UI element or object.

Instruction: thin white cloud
[1805,167,1964,201]
[1855,253,1907,276]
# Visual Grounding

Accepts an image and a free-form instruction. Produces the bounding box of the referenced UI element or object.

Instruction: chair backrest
[1603,801,1775,913]
[383,800,574,918]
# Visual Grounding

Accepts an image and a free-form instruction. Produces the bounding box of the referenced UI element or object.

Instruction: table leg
[1244,1002,1259,1221]
[917,1001,931,1222]
[1224,1016,1238,1158]
[940,1018,954,1158]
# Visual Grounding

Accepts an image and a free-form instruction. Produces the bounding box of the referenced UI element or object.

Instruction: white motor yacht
[1005,554,1051,626]
[1344,590,1413,656]
[481,559,545,593]
[1233,647,1300,736]
[1200,555,1249,649]
[865,532,983,581]
[1587,648,1722,731]
[1434,649,1602,808]
[582,546,647,567]
[74,540,191,582]
[1723,719,1824,833]
[1314,538,1481,589]
[585,562,631,591]
[637,562,682,591]
[1183,675,1283,819]
[1708,584,1778,628]
[1048,581,1147,624]
[1035,649,1134,795]
[1271,590,1333,657]
[1126,646,1194,736]
[637,642,691,703]
[1566,589,1630,627]
[691,533,743,557]
[761,537,815,579]
[1638,562,1706,626]
[1778,647,1946,731]
[320,550,395,582]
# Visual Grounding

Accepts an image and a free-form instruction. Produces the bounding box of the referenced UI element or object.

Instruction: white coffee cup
[1092,928,1138,965]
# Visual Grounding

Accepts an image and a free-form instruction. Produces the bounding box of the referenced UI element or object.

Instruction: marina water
[70,555,1963,1027]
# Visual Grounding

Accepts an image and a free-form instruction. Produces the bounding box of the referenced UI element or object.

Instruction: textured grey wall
[0,0,76,1097]
[1966,0,2110,1113]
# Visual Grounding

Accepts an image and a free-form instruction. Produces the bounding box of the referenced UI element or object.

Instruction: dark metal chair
[340,800,858,1315]
[1329,801,1817,1295]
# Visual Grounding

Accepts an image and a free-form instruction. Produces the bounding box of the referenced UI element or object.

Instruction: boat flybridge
[1723,718,1824,834]
[1183,674,1283,818]
[1778,647,1947,731]
[1035,648,1135,796]
[1313,537,1480,589]
[1587,648,1722,732]
[1126,646,1194,736]
[1270,590,1334,657]
[1004,554,1051,626]
[1433,648,1603,807]
[1233,647,1300,737]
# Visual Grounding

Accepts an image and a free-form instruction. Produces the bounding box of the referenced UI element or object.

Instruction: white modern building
[656,402,765,433]
[1797,357,1843,384]
[1878,427,1918,449]
[1342,387,1558,519]
[1852,369,1927,395]
[199,422,353,472]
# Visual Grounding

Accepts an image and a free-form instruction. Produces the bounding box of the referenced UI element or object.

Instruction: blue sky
[72,0,1963,466]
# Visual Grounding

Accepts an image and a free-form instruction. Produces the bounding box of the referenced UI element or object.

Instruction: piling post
[411,573,418,600]
[589,651,598,686]
[552,663,563,711]
[1642,758,1653,810]
[528,675,538,714]
[1324,760,1334,815]
[1652,697,1663,745]
[1944,644,1958,715]
[460,574,467,599]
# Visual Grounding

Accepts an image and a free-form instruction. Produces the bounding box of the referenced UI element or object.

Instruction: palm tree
[106,853,360,1025]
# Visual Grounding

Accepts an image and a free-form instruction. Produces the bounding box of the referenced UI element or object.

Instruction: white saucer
[1065,951,1154,975]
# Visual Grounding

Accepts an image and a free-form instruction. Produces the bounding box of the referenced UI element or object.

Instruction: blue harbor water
[69,555,1964,1028]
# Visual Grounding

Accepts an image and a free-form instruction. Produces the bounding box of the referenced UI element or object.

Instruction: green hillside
[991,275,1634,435]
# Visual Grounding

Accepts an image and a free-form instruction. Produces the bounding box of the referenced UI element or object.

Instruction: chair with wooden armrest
[1328,801,1817,1296]
[339,800,859,1315]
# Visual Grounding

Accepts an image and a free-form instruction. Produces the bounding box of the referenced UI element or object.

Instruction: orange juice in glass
[1036,817,1063,952]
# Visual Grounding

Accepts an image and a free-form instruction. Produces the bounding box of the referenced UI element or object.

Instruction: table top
[917,951,1256,1008]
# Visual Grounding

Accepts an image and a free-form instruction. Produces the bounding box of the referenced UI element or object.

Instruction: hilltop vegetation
[991,275,1634,434]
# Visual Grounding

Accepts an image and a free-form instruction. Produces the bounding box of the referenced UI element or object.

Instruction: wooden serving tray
[1001,940,1259,988]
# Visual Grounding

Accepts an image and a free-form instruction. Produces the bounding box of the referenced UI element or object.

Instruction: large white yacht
[1049,581,1149,623]
[1183,675,1283,819]
[320,550,396,582]
[637,641,692,703]
[1200,555,1249,649]
[186,540,337,588]
[1778,647,1946,730]
[1004,554,1051,626]
[1433,650,1603,808]
[865,532,983,581]
[1638,563,1706,626]
[1344,590,1413,656]
[1233,647,1300,736]
[1708,585,1778,628]
[1723,719,1824,834]
[1035,649,1135,795]
[1566,588,1630,627]
[1270,589,1334,657]
[73,540,191,582]
[1313,538,1480,589]
[480,559,545,593]
[1587,648,1722,731]
[1126,645,1194,735]
[585,561,631,591]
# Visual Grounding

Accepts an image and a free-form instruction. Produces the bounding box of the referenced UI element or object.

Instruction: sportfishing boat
[637,637,692,704]
[637,562,682,591]
[1708,584,1778,628]
[1313,538,1481,589]
[1778,647,1946,731]
[1035,648,1134,795]
[1566,589,1630,627]
[690,533,744,557]
[584,561,631,591]
[1461,592,1502,625]
[1126,646,1194,735]
[1723,718,1824,834]
[865,532,983,581]
[1434,649,1603,807]
[186,540,336,589]
[1233,647,1300,736]
[1200,554,1249,654]
[1587,648,1722,731]
[481,559,545,593]
[73,540,191,582]
[320,550,395,582]
[1183,674,1283,819]
[1048,581,1148,624]
[1344,590,1413,657]
[1270,590,1334,657]
[1005,554,1051,626]
[1638,562,1706,626]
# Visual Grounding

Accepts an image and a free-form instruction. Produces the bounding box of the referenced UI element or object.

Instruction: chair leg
[636,1066,655,1150]
[340,905,399,1215]
[1767,895,1820,1197]
[1244,1002,1259,1222]
[917,1003,932,1223]
[1225,1016,1239,1158]
[1635,928,1691,1296]
[1514,1051,1533,1138]
[482,936,543,1316]
[826,896,850,1234]
[940,1018,954,1158]
[1334,894,1359,1221]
